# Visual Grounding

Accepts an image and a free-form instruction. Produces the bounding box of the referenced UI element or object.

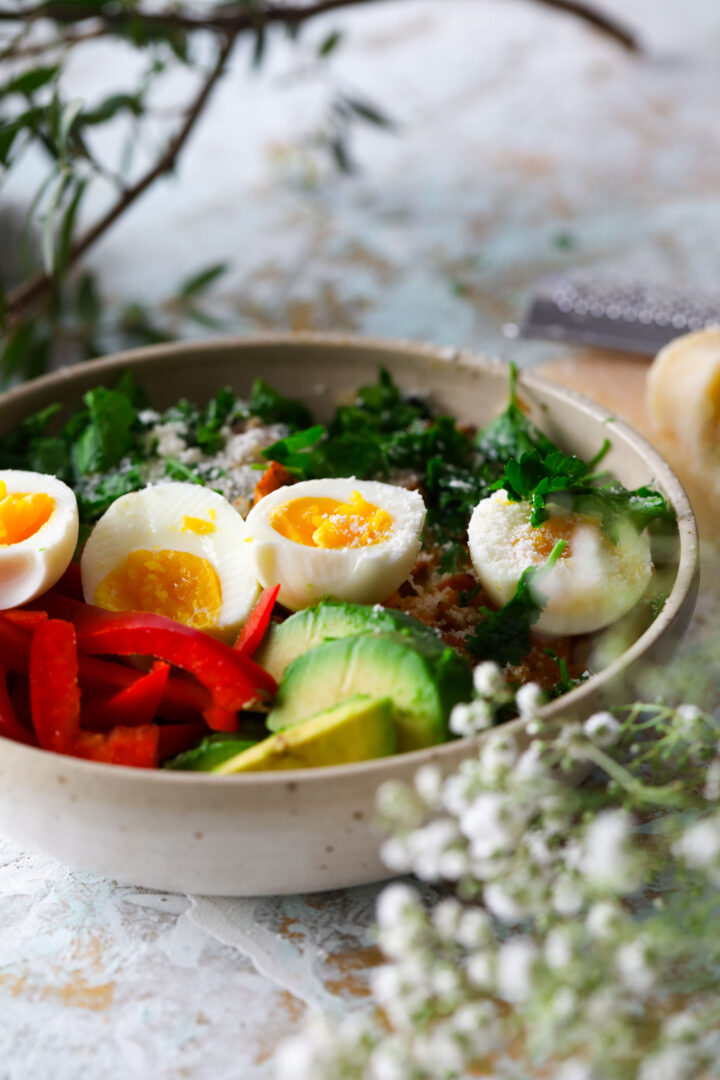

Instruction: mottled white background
[2,1,720,1076]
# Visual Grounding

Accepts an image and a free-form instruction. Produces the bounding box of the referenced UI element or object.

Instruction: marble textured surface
[2,1,720,1076]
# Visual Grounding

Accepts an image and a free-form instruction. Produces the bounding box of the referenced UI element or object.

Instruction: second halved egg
[244,477,426,610]
[81,482,260,642]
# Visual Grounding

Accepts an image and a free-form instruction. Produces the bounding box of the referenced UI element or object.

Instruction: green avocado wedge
[163,734,258,772]
[215,695,396,773]
[255,600,439,682]
[267,632,473,752]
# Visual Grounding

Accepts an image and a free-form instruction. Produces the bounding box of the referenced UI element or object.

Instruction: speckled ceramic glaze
[0,336,699,895]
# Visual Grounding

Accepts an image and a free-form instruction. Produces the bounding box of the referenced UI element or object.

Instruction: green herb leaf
[467,540,567,666]
[249,378,313,430]
[70,386,138,476]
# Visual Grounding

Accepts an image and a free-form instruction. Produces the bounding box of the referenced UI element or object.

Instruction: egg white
[0,469,79,609]
[467,490,653,636]
[244,477,426,611]
[81,482,260,641]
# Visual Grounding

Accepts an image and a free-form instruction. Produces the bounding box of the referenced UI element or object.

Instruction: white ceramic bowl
[0,335,698,895]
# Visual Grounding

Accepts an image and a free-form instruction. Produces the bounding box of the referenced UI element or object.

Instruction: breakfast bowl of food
[0,335,698,895]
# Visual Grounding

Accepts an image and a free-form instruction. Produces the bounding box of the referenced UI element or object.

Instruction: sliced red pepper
[234,585,281,658]
[202,706,239,733]
[54,560,84,601]
[2,610,48,629]
[81,661,170,731]
[29,619,81,752]
[0,669,36,745]
[0,614,33,673]
[78,655,211,722]
[71,725,159,768]
[47,601,277,713]
[157,722,208,761]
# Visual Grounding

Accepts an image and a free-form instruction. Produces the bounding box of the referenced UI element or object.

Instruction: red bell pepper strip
[29,619,81,752]
[72,725,159,768]
[77,655,211,722]
[2,610,48,629]
[0,669,36,745]
[81,661,170,731]
[67,607,277,713]
[234,585,280,658]
[202,706,239,733]
[157,722,208,761]
[0,615,33,673]
[54,561,84,601]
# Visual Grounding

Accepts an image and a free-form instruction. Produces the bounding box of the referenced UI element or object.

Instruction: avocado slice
[256,600,439,681]
[163,734,259,771]
[267,632,472,752]
[216,695,396,773]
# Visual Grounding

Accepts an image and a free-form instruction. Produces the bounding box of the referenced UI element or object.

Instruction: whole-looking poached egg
[0,469,78,608]
[81,482,259,642]
[468,490,652,636]
[244,477,426,611]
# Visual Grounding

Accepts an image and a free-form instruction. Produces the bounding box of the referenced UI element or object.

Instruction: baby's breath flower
[449,699,493,736]
[545,926,573,970]
[472,660,505,699]
[637,1045,695,1080]
[432,897,463,940]
[586,901,623,940]
[414,764,443,807]
[496,937,537,1003]
[484,881,528,923]
[674,703,703,740]
[704,760,720,801]
[516,682,544,720]
[578,810,638,893]
[456,908,492,949]
[583,710,621,747]
[616,938,656,994]
[673,815,720,877]
[552,873,584,915]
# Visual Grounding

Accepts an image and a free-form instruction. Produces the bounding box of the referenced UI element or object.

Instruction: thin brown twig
[0,23,105,61]
[6,33,237,321]
[0,0,640,53]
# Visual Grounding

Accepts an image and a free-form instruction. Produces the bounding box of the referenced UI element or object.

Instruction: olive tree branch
[6,32,237,322]
[0,0,639,53]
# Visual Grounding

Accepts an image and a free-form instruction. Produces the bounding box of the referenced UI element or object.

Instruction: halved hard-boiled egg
[244,478,426,611]
[0,469,79,608]
[468,490,652,636]
[81,482,260,642]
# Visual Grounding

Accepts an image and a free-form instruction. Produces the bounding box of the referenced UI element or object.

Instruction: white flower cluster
[276,680,720,1080]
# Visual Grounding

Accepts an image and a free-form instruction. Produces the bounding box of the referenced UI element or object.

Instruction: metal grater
[516,273,720,355]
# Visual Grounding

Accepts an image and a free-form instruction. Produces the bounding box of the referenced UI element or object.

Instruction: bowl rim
[0,332,699,786]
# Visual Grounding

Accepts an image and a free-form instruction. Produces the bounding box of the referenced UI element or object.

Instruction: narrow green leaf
[75,272,101,323]
[178,262,229,299]
[330,135,353,174]
[0,65,59,100]
[80,92,144,127]
[341,94,395,130]
[318,29,342,57]
[252,23,266,68]
[57,98,84,155]
[57,178,86,274]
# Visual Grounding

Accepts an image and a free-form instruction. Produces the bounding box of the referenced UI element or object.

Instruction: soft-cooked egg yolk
[0,480,54,546]
[511,513,597,561]
[94,548,222,630]
[270,491,393,549]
